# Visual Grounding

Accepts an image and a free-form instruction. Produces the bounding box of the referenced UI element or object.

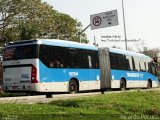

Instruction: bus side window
[94,51,99,69]
[133,57,140,71]
[145,61,149,72]
[132,57,136,71]
[65,48,81,68]
[80,49,89,68]
[117,54,130,70]
[88,55,92,68]
[139,60,146,72]
[87,50,99,69]
[39,45,50,67]
[126,55,133,70]
[110,53,118,69]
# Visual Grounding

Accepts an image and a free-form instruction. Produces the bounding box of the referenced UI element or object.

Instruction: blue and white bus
[2,39,159,96]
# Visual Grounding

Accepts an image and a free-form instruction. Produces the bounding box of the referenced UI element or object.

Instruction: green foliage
[0,0,88,46]
[0,91,160,119]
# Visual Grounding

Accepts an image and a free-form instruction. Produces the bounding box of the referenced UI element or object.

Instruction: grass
[0,90,160,120]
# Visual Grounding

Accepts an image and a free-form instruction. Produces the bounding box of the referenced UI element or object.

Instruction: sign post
[90,10,119,30]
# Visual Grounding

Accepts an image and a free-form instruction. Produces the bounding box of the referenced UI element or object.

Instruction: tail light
[31,65,38,83]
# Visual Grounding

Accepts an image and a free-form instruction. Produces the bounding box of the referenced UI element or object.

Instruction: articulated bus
[2,39,159,96]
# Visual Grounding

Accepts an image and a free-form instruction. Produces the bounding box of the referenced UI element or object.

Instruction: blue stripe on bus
[39,61,100,82]
[39,61,158,83]
[111,69,158,81]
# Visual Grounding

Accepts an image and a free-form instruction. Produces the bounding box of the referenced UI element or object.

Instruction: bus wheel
[69,80,78,94]
[120,79,126,91]
[147,80,152,88]
[46,93,53,98]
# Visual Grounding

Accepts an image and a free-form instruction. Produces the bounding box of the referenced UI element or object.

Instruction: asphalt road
[0,88,159,104]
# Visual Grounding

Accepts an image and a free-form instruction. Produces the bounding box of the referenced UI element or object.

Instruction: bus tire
[147,79,152,88]
[120,79,126,91]
[69,79,79,94]
[46,93,53,98]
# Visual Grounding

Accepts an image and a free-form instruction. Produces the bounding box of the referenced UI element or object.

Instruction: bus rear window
[3,45,38,61]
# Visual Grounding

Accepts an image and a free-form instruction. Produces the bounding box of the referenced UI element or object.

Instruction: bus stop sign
[90,10,119,30]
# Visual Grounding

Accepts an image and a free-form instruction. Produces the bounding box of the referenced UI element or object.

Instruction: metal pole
[78,24,91,43]
[94,36,96,45]
[122,0,127,50]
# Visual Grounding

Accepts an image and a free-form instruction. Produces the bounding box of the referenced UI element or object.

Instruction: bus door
[151,62,158,77]
[98,48,111,91]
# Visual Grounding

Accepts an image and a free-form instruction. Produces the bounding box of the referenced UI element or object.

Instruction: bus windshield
[3,45,38,61]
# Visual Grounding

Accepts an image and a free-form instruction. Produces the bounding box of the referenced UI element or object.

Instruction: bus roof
[5,39,152,60]
[109,47,152,60]
[39,39,98,50]
[6,39,98,50]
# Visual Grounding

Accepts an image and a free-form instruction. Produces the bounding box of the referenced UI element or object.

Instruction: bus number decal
[126,73,144,78]
[69,72,78,77]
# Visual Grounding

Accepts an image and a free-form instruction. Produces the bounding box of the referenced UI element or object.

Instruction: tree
[0,0,24,44]
[135,39,160,59]
[143,48,160,59]
[0,0,89,45]
[52,13,88,43]
[3,0,56,42]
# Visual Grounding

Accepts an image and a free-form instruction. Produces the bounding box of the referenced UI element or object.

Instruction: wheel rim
[71,83,75,91]
[69,81,78,93]
[120,80,126,90]
[147,81,151,88]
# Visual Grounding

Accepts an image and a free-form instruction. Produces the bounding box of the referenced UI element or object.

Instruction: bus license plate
[12,86,21,90]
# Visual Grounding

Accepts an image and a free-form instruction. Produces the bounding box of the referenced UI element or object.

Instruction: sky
[42,0,160,51]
